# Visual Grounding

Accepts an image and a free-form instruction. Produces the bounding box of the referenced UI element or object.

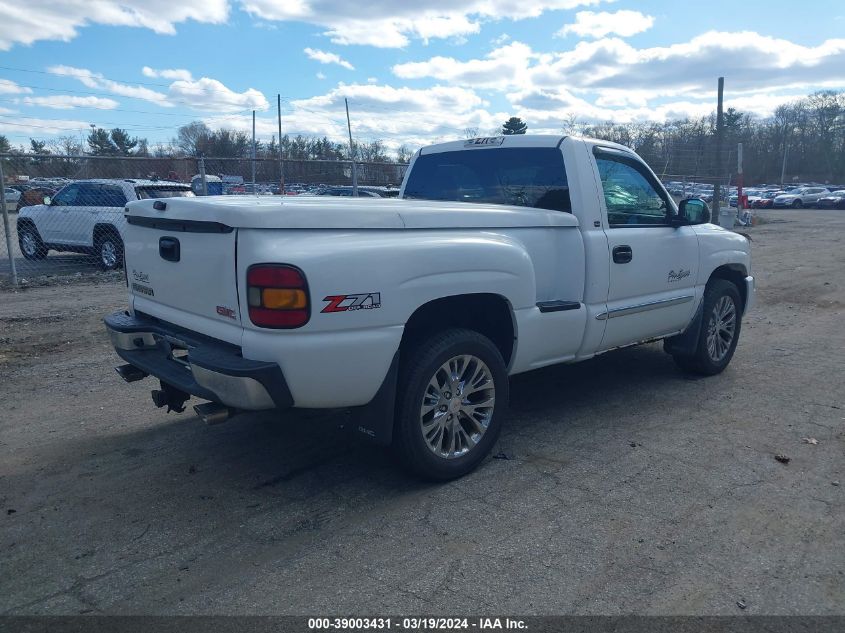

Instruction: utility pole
[780,144,788,186]
[251,110,256,190]
[736,142,743,211]
[0,161,18,287]
[345,98,358,197]
[277,94,284,196]
[713,77,725,226]
[198,154,208,196]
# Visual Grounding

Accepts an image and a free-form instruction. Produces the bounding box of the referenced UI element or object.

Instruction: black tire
[673,279,742,376]
[792,199,802,209]
[18,223,48,260]
[392,328,509,481]
[95,230,123,271]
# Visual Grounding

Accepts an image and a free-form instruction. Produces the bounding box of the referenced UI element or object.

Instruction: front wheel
[792,199,802,208]
[392,328,509,480]
[18,225,47,260]
[673,279,742,375]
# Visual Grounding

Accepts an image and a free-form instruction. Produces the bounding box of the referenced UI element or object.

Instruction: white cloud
[142,67,194,81]
[205,82,504,151]
[557,10,654,39]
[22,95,120,110]
[168,77,269,111]
[394,32,845,125]
[317,72,327,80]
[0,117,90,135]
[49,65,171,106]
[304,48,354,70]
[242,0,606,47]
[393,41,540,90]
[0,0,229,50]
[531,32,845,94]
[0,79,33,95]
[508,88,812,126]
[49,65,269,112]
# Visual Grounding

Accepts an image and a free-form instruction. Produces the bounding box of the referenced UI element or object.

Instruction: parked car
[305,186,384,198]
[752,191,786,208]
[105,134,754,480]
[3,187,21,207]
[817,190,845,209]
[773,187,830,208]
[729,189,763,208]
[15,186,56,211]
[17,179,193,270]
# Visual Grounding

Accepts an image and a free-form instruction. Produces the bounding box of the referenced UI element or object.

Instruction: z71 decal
[322,293,382,313]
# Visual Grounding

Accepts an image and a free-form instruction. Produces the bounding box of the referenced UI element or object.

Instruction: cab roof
[419,134,635,156]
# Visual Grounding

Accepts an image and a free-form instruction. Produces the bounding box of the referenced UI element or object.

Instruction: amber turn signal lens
[262,288,307,310]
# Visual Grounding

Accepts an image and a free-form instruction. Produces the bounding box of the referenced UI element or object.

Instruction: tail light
[246,264,310,328]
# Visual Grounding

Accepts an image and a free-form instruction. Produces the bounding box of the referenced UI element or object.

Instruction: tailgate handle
[159,236,180,262]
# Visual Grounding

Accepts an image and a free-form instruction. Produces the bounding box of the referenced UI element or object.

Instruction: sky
[1,0,845,154]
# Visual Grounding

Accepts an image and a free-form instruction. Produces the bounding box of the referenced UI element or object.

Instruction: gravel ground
[1,209,843,615]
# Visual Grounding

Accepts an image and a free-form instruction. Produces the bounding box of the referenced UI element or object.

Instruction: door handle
[612,245,633,264]
[159,236,180,262]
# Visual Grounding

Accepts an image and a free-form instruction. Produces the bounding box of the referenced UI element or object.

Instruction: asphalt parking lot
[1,209,843,615]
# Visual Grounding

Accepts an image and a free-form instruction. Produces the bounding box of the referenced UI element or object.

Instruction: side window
[51,184,80,206]
[75,184,101,207]
[99,185,128,207]
[595,154,669,227]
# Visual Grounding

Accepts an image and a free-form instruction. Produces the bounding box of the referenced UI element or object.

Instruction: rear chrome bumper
[744,275,756,316]
[104,311,292,411]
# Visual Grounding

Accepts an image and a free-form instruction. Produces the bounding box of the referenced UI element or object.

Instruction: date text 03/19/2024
[307,617,527,630]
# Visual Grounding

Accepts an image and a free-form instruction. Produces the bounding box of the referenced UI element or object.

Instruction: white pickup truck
[105,135,755,480]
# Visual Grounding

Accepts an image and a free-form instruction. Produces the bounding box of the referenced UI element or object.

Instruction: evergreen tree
[502,117,527,135]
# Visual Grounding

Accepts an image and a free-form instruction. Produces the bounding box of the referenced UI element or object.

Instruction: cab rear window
[136,187,195,199]
[403,147,571,213]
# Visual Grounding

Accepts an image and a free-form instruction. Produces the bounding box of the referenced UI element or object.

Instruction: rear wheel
[673,279,742,375]
[393,328,509,480]
[95,231,123,271]
[18,224,47,260]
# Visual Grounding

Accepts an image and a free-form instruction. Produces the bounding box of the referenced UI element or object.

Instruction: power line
[3,81,272,111]
[0,97,251,118]
[0,64,281,99]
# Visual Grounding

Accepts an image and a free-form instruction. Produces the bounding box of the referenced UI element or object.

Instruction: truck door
[592,148,699,351]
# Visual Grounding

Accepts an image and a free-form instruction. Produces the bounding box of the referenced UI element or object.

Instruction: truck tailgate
[123,204,242,344]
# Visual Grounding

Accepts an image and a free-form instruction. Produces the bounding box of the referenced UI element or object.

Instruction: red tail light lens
[247,264,310,328]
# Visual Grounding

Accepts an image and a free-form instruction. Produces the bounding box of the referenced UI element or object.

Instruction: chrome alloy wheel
[21,231,37,257]
[419,354,496,459]
[706,295,737,362]
[100,239,117,268]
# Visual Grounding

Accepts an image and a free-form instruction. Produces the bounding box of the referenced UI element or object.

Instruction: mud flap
[663,299,704,357]
[349,351,399,446]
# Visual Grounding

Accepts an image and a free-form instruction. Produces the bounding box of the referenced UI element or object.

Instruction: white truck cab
[105,135,755,479]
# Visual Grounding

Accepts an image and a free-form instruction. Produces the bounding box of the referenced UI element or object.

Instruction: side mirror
[42,196,52,206]
[674,198,711,226]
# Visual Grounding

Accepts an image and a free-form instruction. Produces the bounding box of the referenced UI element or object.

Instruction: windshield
[403,147,571,213]
[136,187,194,199]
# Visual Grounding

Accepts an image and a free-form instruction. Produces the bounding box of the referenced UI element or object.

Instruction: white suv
[17,179,193,270]
[773,187,830,208]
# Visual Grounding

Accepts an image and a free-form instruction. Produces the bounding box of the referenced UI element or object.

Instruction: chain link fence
[1,150,750,289]
[1,154,408,288]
